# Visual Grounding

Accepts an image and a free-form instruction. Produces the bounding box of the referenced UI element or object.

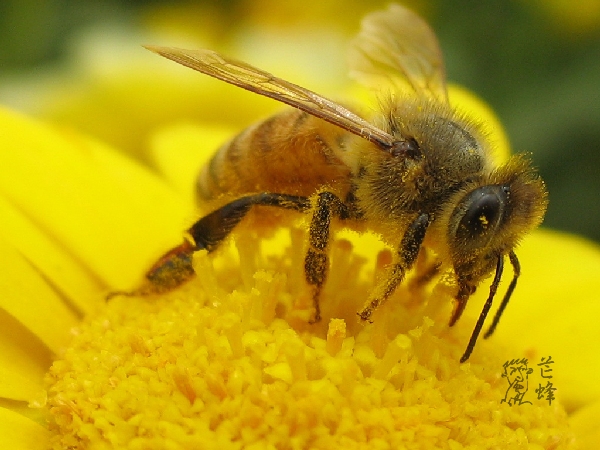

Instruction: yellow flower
[0,86,598,448]
[2,4,599,448]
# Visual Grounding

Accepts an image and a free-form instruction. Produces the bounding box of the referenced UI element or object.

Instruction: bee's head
[445,154,548,280]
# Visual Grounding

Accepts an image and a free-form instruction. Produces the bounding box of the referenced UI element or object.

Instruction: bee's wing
[348,4,448,102]
[145,46,395,149]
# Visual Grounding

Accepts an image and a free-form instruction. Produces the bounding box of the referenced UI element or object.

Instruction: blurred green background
[1,0,599,244]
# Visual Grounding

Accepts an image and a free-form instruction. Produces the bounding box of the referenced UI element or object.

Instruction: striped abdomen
[196,108,353,205]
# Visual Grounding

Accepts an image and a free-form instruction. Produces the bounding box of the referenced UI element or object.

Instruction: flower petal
[0,196,101,315]
[0,106,191,290]
[493,229,600,410]
[569,399,600,449]
[0,308,50,402]
[448,84,511,164]
[0,406,49,450]
[0,236,78,354]
[0,366,44,404]
[42,64,279,160]
[148,123,236,207]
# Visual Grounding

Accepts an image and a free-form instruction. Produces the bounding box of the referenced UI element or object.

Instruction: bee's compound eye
[455,185,508,242]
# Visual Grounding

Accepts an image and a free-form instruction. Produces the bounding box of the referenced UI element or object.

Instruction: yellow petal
[148,123,236,207]
[569,399,600,449]
[0,106,190,290]
[493,229,600,410]
[448,84,511,164]
[42,65,279,160]
[0,407,49,450]
[0,308,50,402]
[0,236,78,354]
[0,366,45,404]
[0,196,101,314]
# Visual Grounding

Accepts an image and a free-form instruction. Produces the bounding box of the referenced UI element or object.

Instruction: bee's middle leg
[358,212,431,321]
[304,191,350,323]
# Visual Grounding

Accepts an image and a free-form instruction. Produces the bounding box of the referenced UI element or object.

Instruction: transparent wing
[348,4,448,102]
[145,46,395,149]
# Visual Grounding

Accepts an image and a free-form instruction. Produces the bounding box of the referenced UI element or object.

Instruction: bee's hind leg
[122,193,311,296]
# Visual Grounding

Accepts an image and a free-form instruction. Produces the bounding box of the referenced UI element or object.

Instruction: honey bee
[141,4,547,362]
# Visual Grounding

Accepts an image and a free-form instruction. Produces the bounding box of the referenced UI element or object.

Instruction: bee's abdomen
[197,108,352,203]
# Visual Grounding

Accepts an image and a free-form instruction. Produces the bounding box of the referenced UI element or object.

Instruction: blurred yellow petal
[0,106,190,290]
[570,399,600,449]
[0,196,101,314]
[0,366,44,404]
[448,84,511,163]
[492,229,600,410]
[237,0,387,30]
[0,236,78,353]
[42,65,280,161]
[0,308,49,402]
[0,407,49,450]
[148,123,236,206]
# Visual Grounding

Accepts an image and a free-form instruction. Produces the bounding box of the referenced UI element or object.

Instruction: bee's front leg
[358,212,431,321]
[304,191,351,323]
